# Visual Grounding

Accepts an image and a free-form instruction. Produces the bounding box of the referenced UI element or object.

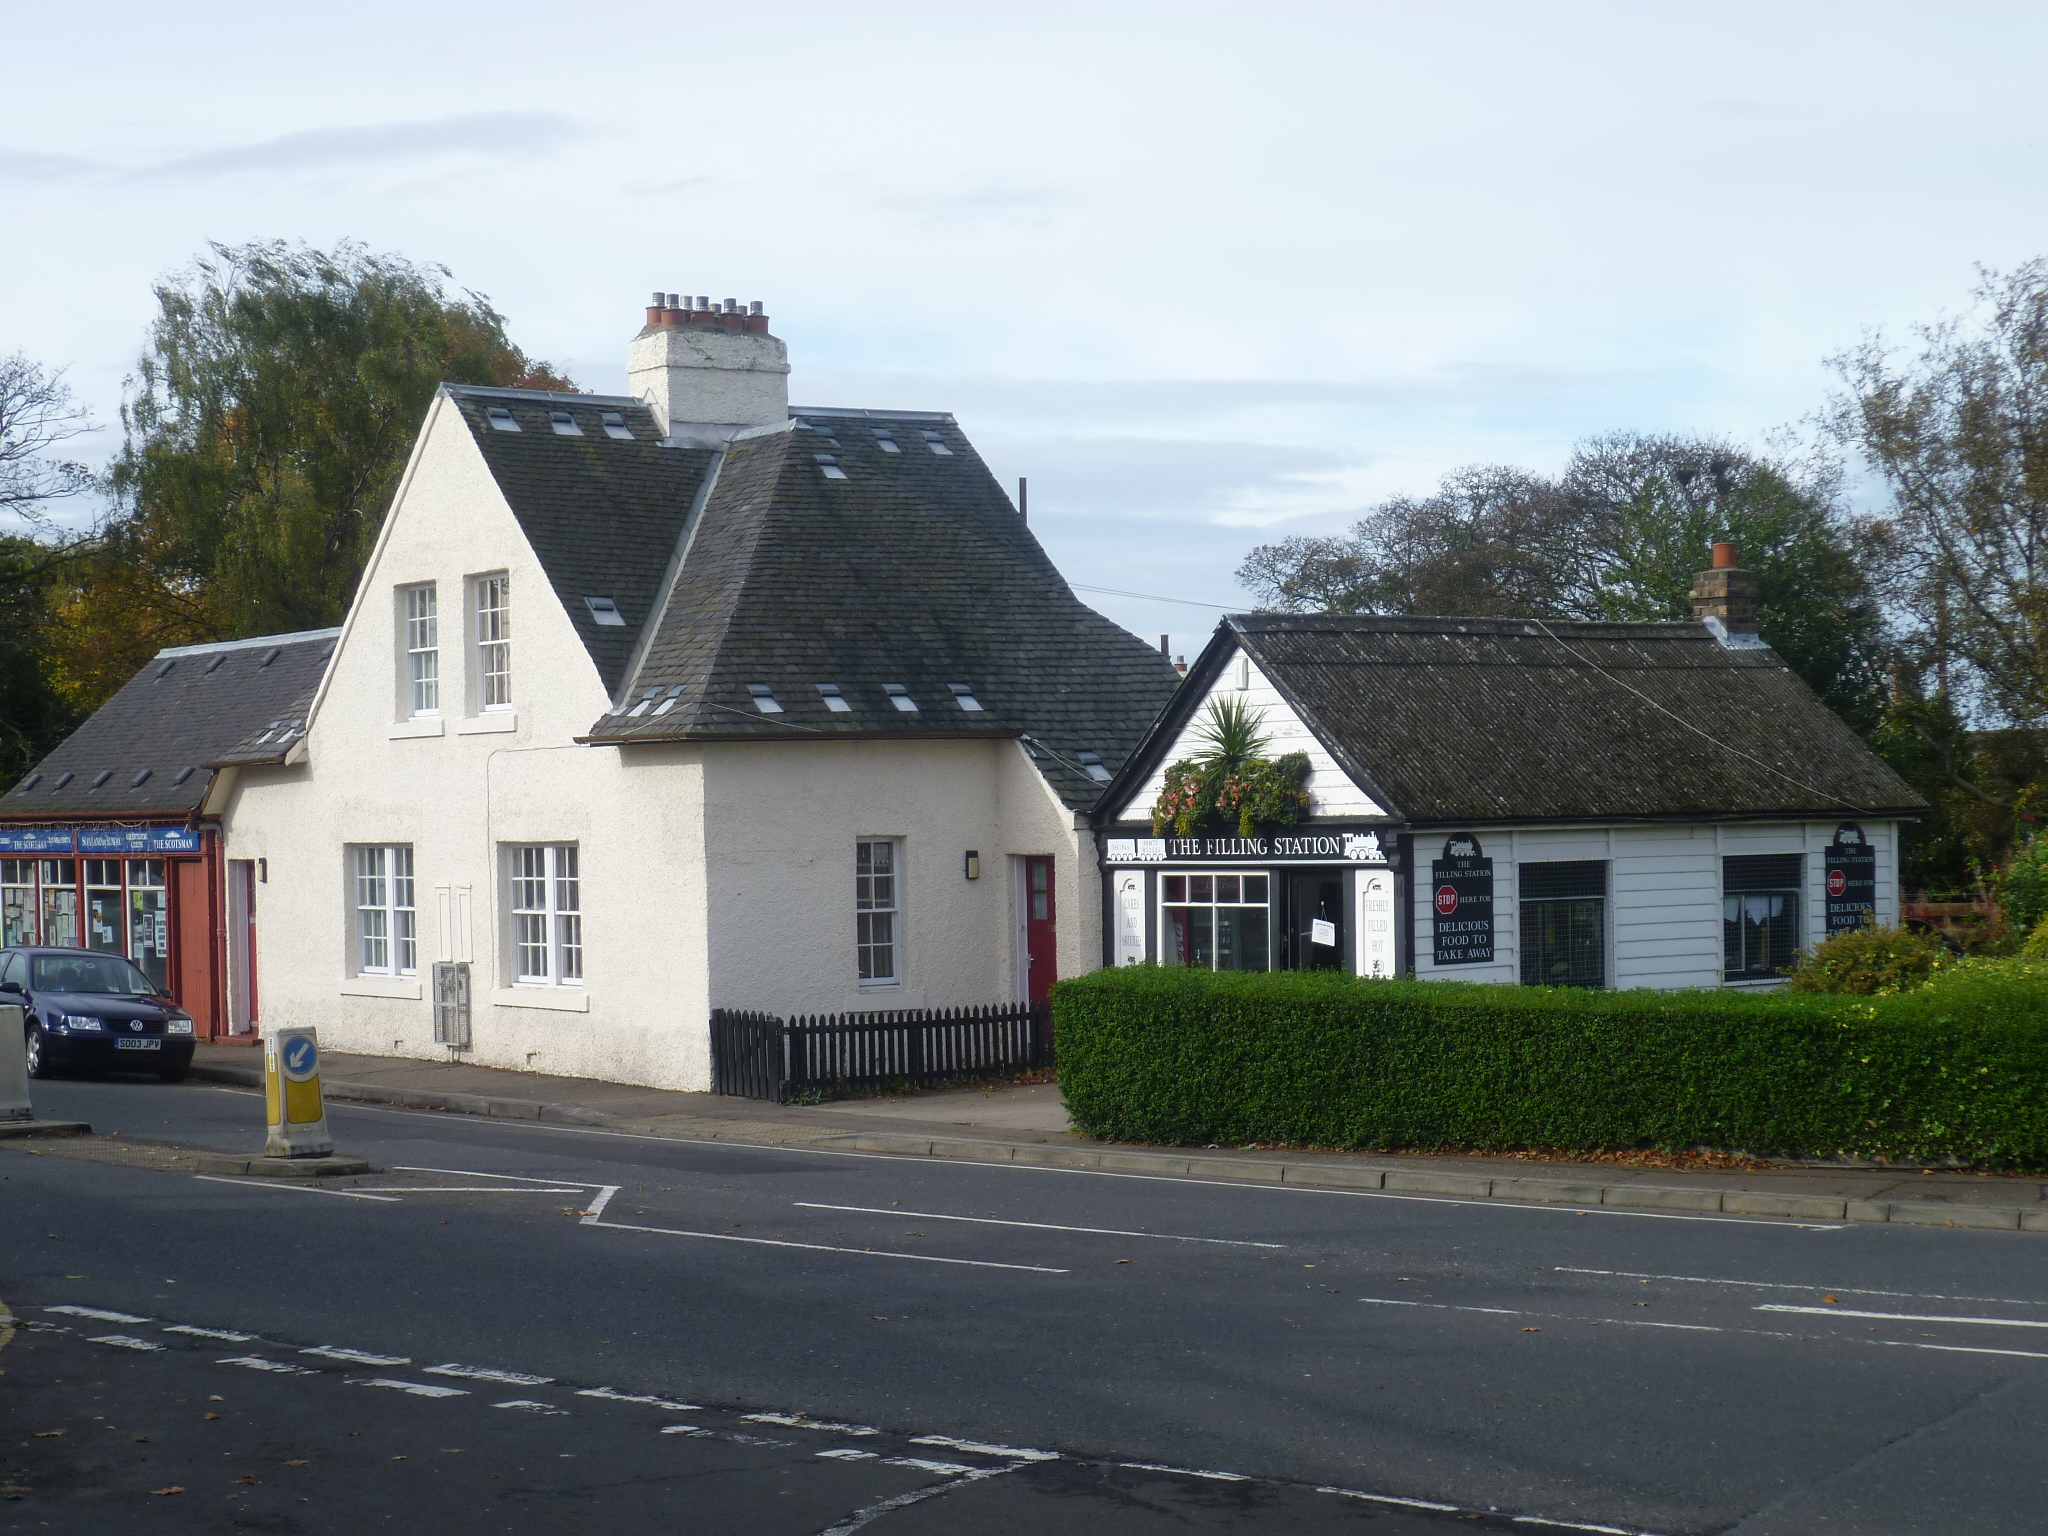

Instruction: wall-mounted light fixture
[258,858,268,884]
[964,850,981,880]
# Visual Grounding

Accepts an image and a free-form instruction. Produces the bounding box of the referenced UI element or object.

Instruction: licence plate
[115,1038,162,1051]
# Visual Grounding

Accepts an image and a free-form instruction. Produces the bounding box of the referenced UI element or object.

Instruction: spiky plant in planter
[1151,697,1311,837]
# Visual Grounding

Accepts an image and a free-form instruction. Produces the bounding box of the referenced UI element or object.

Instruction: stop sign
[1435,885,1459,916]
[1827,869,1847,897]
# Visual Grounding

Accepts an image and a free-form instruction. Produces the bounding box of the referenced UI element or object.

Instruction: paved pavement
[176,1043,2048,1230]
[5,1073,2048,1534]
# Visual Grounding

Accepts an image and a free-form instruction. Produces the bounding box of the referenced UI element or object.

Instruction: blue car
[1,945,197,1082]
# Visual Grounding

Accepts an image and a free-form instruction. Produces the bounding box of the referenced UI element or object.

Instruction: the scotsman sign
[1104,828,1390,865]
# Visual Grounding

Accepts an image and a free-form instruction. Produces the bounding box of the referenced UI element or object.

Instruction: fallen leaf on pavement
[1822,1295,1839,1304]
[1522,1327,1542,1333]
[150,1487,184,1496]
[285,1459,310,1466]
[32,1431,62,1439]
[134,1436,149,1443]
[870,1316,888,1322]
[204,1414,221,1421]
[237,1475,260,1486]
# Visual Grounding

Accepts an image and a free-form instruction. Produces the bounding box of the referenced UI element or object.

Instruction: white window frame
[475,573,512,711]
[403,583,439,717]
[352,845,417,976]
[856,839,901,985]
[508,844,581,986]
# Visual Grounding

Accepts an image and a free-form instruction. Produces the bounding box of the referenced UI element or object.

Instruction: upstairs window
[816,682,852,713]
[599,410,635,441]
[583,596,625,627]
[403,584,439,716]
[1076,750,1112,783]
[624,685,661,717]
[485,405,520,432]
[872,430,900,453]
[947,682,983,712]
[883,683,918,713]
[475,574,512,710]
[352,845,417,977]
[653,684,685,716]
[548,409,583,436]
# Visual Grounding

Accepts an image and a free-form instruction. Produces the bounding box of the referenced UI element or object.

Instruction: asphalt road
[5,1075,2046,1535]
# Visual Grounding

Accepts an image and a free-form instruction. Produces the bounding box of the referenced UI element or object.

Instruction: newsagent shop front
[1101,826,1402,978]
[0,823,226,1031]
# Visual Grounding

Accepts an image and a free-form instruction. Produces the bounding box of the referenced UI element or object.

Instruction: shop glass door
[85,859,125,953]
[1289,873,1344,970]
[129,859,169,989]
[39,860,78,948]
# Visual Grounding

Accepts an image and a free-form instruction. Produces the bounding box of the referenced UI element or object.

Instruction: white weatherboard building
[1092,581,1926,991]
[4,297,1178,1087]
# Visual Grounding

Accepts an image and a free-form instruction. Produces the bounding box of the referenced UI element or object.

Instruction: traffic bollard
[263,1025,333,1157]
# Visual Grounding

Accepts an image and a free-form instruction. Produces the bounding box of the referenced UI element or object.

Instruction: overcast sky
[4,1,2045,655]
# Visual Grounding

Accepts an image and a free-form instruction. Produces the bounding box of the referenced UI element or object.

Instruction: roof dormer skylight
[259,647,280,667]
[548,409,583,436]
[1076,750,1113,783]
[174,767,195,785]
[872,429,900,453]
[883,683,918,713]
[625,685,662,717]
[155,659,176,680]
[131,768,153,787]
[815,454,848,481]
[53,772,72,790]
[486,405,520,432]
[205,654,226,673]
[746,683,783,714]
[600,411,634,441]
[584,596,626,627]
[18,772,38,791]
[653,684,685,717]
[947,682,983,711]
[816,682,852,713]
[91,770,112,789]
[922,429,952,456]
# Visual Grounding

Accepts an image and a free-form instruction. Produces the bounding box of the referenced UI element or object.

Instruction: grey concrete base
[188,1152,374,1178]
[0,1119,93,1139]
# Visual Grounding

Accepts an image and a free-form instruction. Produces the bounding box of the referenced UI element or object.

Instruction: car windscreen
[31,953,161,996]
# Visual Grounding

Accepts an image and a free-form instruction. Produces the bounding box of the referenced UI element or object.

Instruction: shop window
[1519,860,1606,988]
[403,583,439,716]
[2,860,35,946]
[475,573,512,711]
[39,859,78,948]
[856,840,899,984]
[128,860,168,989]
[84,860,124,954]
[1161,872,1270,971]
[1724,853,1802,981]
[352,845,418,976]
[509,844,581,985]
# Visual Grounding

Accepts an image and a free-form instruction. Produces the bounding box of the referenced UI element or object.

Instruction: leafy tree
[95,240,571,674]
[1236,435,1885,731]
[1829,260,2048,728]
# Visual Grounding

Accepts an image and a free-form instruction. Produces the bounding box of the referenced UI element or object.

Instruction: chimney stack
[628,287,789,439]
[1690,541,1761,645]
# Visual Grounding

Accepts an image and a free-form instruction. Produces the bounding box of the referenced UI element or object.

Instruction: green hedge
[1052,965,2048,1167]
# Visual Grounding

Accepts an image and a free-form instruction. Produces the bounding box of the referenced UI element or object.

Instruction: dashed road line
[1119,1460,1247,1481]
[303,1345,410,1364]
[217,1355,314,1375]
[493,1398,567,1414]
[908,1434,1058,1461]
[1557,1267,2048,1308]
[1757,1303,2048,1330]
[427,1363,554,1385]
[353,1378,468,1398]
[163,1325,255,1342]
[743,1412,879,1435]
[814,1463,1019,1536]
[793,1201,1286,1249]
[578,1386,701,1410]
[88,1333,163,1351]
[46,1305,150,1323]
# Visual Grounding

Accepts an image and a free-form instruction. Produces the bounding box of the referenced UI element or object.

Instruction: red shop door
[171,857,220,1037]
[1024,856,1056,1004]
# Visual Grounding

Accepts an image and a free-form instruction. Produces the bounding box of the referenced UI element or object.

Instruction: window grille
[405,584,439,715]
[433,961,472,1047]
[509,844,581,985]
[1160,872,1270,972]
[352,845,416,976]
[1518,860,1606,988]
[476,574,512,710]
[856,840,899,983]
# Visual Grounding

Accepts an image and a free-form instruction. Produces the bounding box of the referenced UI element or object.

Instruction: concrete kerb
[183,1061,2046,1234]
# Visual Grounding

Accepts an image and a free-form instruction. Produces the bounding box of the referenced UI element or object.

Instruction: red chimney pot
[1711,541,1739,569]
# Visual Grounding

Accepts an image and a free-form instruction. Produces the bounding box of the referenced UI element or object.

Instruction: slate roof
[1102,614,1925,827]
[443,386,716,694]
[578,408,1184,808]
[0,630,338,820]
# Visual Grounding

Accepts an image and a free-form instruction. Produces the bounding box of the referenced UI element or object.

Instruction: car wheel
[157,1062,190,1084]
[24,1023,53,1079]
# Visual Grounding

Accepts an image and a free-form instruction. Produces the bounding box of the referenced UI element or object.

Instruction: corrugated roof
[583,413,1183,807]
[1106,614,1925,826]
[1,629,337,819]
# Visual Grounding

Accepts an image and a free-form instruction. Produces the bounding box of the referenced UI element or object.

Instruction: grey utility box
[432,962,471,1049]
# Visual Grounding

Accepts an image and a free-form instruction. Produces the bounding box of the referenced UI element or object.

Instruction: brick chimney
[1690,541,1763,648]
[627,291,788,441]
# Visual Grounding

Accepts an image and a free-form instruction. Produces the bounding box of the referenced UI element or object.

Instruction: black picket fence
[709,1001,1053,1102]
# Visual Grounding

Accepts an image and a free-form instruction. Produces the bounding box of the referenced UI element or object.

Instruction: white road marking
[818,1448,879,1460]
[324,1101,1846,1229]
[46,1305,150,1323]
[584,1185,620,1220]
[815,1465,1017,1536]
[392,1165,596,1184]
[426,1364,554,1385]
[88,1334,164,1351]
[192,1175,400,1202]
[795,1202,1285,1249]
[909,1434,1058,1461]
[353,1378,468,1398]
[164,1325,256,1342]
[1557,1268,2048,1307]
[743,1412,879,1435]
[218,1356,315,1374]
[577,1386,701,1411]
[887,1457,978,1475]
[1757,1304,2048,1330]
[303,1345,410,1365]
[1872,1340,2048,1361]
[1512,1516,1665,1535]
[1360,1296,1727,1334]
[1118,1461,1247,1481]
[659,1425,710,1436]
[493,1399,567,1415]
[1317,1485,1463,1513]
[348,1186,588,1194]
[583,1214,1071,1274]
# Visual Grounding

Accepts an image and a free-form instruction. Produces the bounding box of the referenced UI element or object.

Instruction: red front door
[1025,856,1056,1004]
